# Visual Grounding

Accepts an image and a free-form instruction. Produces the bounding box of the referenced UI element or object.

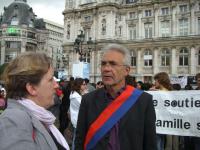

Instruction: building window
[129,26,136,40]
[5,52,17,63]
[145,10,152,17]
[160,20,170,37]
[161,48,170,66]
[144,49,152,66]
[126,0,135,4]
[101,19,106,35]
[84,28,91,41]
[131,51,136,66]
[29,19,34,28]
[6,41,21,49]
[161,7,169,15]
[179,18,188,36]
[198,50,200,65]
[84,16,91,22]
[81,0,92,4]
[11,16,19,25]
[144,23,152,38]
[179,47,188,66]
[66,0,73,8]
[180,5,188,13]
[129,12,136,19]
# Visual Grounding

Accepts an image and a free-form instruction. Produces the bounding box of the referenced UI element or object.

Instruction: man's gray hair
[102,44,131,66]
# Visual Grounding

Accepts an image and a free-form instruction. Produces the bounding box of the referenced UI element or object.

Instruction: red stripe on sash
[84,85,135,150]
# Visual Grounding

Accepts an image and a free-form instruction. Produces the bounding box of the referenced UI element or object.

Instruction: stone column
[171,4,177,36]
[136,48,142,75]
[190,46,196,75]
[171,47,177,75]
[190,4,195,35]
[1,40,5,65]
[154,6,159,38]
[21,41,26,53]
[153,47,159,74]
[90,50,95,82]
[138,10,142,39]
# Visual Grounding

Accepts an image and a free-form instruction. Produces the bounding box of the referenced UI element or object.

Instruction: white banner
[170,76,187,88]
[147,90,200,137]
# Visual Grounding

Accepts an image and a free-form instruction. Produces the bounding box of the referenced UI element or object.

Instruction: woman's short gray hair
[102,44,131,66]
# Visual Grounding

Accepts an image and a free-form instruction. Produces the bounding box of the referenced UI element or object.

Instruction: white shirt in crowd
[69,91,82,128]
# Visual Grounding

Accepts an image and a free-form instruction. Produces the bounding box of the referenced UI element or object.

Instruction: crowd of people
[0,44,199,150]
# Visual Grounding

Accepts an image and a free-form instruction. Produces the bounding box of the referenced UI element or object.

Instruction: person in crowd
[75,44,157,150]
[84,78,95,93]
[59,77,74,135]
[172,84,181,91]
[0,52,69,150]
[189,73,200,150]
[96,81,104,89]
[184,84,193,90]
[154,72,179,150]
[69,78,87,150]
[195,73,200,90]
[136,81,144,90]
[48,79,63,127]
[0,89,6,114]
[125,75,136,87]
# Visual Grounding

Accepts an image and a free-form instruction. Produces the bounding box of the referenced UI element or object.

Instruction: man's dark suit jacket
[75,88,157,150]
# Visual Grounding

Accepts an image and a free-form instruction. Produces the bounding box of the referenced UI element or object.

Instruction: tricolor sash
[84,85,143,150]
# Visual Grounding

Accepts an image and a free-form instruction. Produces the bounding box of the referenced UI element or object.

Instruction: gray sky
[0,0,65,25]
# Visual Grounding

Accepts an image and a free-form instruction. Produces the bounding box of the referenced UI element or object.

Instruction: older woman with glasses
[0,52,69,150]
[69,78,87,150]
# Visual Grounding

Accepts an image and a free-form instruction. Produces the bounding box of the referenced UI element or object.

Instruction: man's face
[101,50,130,88]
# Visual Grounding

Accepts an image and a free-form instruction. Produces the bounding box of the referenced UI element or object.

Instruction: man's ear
[26,83,37,96]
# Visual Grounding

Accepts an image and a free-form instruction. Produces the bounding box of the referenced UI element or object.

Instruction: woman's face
[32,67,59,108]
[80,81,87,95]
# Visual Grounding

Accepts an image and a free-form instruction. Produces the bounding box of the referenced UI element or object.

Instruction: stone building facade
[43,19,65,70]
[0,0,64,70]
[63,0,200,83]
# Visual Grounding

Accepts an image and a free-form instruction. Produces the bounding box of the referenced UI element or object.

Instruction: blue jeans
[156,134,165,150]
[72,128,76,150]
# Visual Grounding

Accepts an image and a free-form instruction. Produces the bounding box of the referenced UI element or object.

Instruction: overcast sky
[0,0,65,25]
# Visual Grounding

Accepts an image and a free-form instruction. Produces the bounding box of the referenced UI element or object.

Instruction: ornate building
[0,0,64,70]
[63,0,200,83]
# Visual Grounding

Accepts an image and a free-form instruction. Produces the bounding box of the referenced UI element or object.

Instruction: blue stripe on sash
[86,89,143,150]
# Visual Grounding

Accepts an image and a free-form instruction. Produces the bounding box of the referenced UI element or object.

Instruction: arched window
[198,50,200,65]
[161,48,170,66]
[11,16,19,25]
[29,19,34,28]
[66,0,73,8]
[179,47,188,66]
[131,50,136,66]
[144,49,152,66]
[101,19,106,35]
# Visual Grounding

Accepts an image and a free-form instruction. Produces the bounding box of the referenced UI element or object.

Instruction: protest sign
[148,90,200,137]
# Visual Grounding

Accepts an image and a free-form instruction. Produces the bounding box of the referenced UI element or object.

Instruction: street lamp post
[74,30,85,62]
[74,30,94,62]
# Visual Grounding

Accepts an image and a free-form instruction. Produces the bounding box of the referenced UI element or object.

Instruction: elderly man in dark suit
[75,44,157,150]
